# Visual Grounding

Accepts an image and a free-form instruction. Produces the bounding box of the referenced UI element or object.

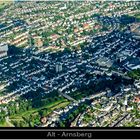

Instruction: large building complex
[0,43,8,58]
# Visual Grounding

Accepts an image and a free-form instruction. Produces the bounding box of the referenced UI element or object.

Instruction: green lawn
[0,99,70,127]
[10,99,70,120]
[0,121,13,127]
[128,69,140,80]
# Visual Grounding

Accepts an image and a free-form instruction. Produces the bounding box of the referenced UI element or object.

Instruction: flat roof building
[0,43,8,58]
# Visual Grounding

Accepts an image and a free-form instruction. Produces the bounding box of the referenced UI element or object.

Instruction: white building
[56,63,62,73]
[0,43,8,58]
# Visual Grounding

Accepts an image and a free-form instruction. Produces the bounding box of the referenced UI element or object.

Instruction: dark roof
[135,94,140,98]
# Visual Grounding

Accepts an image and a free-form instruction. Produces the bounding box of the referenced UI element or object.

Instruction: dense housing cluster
[0,1,140,127]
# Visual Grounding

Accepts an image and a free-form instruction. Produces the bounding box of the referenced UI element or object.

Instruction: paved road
[112,113,129,127]
[5,117,14,127]
[112,70,132,80]
[60,92,77,102]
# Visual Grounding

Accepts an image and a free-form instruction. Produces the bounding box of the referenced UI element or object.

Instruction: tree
[0,116,5,123]
[43,40,49,46]
[63,47,71,53]
[12,121,21,127]
[59,120,65,127]
[30,37,34,46]
[69,114,74,121]
[39,110,47,117]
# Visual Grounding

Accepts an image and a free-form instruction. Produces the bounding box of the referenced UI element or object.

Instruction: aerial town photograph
[0,0,140,127]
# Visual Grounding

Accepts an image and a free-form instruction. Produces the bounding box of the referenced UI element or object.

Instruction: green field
[11,99,69,118]
[7,99,70,127]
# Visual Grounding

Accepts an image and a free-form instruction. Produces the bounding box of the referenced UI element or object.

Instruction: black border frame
[1,0,140,139]
[0,127,140,139]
